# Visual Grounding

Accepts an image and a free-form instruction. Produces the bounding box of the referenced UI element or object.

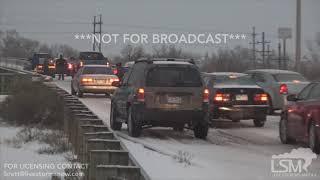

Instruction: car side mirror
[111,81,120,87]
[287,94,298,101]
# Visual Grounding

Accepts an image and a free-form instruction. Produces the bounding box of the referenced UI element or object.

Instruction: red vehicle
[280,82,320,154]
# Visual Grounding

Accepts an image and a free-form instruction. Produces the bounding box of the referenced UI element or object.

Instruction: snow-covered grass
[0,121,72,180]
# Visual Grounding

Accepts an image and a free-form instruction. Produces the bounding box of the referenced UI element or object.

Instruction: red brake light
[137,88,145,102]
[203,89,209,103]
[68,63,73,69]
[280,84,288,94]
[214,93,230,102]
[110,77,119,83]
[254,93,268,102]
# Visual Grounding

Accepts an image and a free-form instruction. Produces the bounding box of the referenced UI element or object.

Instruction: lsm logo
[271,148,318,177]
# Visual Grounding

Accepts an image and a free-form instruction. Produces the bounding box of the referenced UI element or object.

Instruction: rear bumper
[135,104,208,126]
[80,85,117,94]
[212,105,268,120]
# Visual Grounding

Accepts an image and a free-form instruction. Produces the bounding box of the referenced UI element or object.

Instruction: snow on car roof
[246,69,300,75]
[203,72,247,76]
[152,61,192,65]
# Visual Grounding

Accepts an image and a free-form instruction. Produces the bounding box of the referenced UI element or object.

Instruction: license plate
[48,66,55,69]
[167,96,182,104]
[236,94,248,101]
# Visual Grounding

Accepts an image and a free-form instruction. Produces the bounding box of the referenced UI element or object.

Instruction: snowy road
[54,78,320,180]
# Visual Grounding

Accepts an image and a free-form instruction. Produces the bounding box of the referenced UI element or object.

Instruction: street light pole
[295,0,301,72]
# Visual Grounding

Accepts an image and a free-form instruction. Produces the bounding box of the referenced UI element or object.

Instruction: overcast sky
[0,0,319,57]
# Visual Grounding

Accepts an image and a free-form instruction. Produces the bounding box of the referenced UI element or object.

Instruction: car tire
[127,106,142,137]
[268,96,274,115]
[194,122,208,139]
[253,116,266,127]
[71,85,76,95]
[309,123,320,154]
[77,90,83,98]
[279,116,295,144]
[110,104,122,131]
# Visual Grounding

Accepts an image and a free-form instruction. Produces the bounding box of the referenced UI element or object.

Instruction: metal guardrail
[49,85,151,180]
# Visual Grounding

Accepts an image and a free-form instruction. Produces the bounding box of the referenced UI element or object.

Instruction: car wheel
[71,84,76,95]
[309,123,320,154]
[77,90,83,98]
[253,116,266,127]
[110,104,122,131]
[194,122,208,139]
[127,106,142,137]
[279,116,295,144]
[268,97,274,115]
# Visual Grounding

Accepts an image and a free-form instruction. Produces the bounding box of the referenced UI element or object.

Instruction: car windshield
[82,67,113,75]
[146,66,202,87]
[80,52,104,60]
[214,75,256,86]
[273,73,306,82]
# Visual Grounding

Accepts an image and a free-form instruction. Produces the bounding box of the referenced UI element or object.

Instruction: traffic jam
[31,51,320,154]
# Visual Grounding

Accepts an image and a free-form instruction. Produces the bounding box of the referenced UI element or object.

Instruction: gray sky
[0,0,319,58]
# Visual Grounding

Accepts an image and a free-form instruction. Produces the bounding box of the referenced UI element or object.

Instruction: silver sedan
[71,65,119,97]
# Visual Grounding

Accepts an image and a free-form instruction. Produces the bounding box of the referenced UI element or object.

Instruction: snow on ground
[54,78,320,180]
[0,125,70,180]
[0,96,71,180]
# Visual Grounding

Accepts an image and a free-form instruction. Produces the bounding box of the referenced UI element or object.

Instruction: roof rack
[134,58,195,64]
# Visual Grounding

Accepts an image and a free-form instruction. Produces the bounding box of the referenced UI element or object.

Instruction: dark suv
[110,58,210,139]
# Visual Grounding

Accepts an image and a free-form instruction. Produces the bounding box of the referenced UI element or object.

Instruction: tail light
[113,69,118,75]
[81,78,93,83]
[109,77,119,83]
[137,88,145,102]
[203,89,209,103]
[68,63,73,69]
[280,84,288,95]
[254,93,268,102]
[214,93,230,102]
[80,61,84,67]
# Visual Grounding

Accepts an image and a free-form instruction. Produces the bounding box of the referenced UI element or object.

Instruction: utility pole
[266,45,271,68]
[278,42,282,69]
[257,32,271,68]
[93,16,96,51]
[295,0,301,72]
[249,27,257,68]
[92,14,103,52]
[98,14,102,52]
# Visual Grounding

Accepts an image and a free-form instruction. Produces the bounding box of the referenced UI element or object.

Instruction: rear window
[273,73,306,82]
[146,66,202,87]
[214,75,256,86]
[82,67,113,75]
[80,52,104,60]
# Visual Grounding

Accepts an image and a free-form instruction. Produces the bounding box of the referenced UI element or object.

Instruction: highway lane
[54,78,320,180]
